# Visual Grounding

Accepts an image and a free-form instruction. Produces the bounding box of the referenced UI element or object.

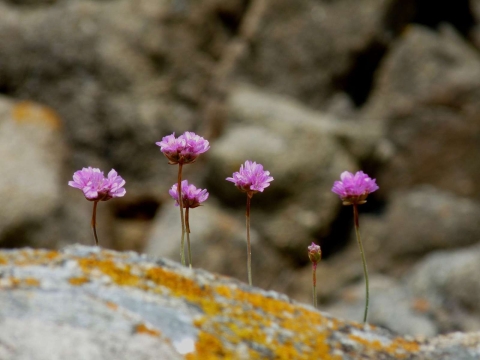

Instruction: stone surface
[0,96,65,248]
[1,245,480,359]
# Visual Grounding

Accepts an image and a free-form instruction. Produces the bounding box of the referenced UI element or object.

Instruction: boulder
[0,245,479,359]
[408,245,480,333]
[377,186,480,258]
[362,25,480,199]
[0,97,65,248]
[237,0,397,108]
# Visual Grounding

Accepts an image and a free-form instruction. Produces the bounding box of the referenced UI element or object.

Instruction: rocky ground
[1,245,480,360]
[1,0,480,338]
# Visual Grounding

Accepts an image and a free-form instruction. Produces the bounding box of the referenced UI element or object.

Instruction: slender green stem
[353,204,369,323]
[185,207,192,269]
[312,264,317,308]
[246,195,252,286]
[177,164,186,266]
[91,201,99,246]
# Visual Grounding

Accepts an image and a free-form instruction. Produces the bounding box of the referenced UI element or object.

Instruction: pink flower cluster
[169,180,209,209]
[226,160,274,196]
[156,132,210,165]
[68,167,126,201]
[331,171,379,205]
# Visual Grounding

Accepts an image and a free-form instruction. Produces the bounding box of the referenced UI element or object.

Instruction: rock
[363,25,480,199]
[206,85,362,257]
[0,97,65,248]
[237,0,397,108]
[408,245,480,333]
[1,245,480,359]
[377,186,480,258]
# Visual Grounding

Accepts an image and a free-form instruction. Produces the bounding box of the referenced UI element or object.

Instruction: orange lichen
[412,298,430,313]
[78,258,140,287]
[12,101,62,130]
[23,277,40,287]
[68,277,90,286]
[105,301,118,310]
[186,331,234,360]
[135,323,161,337]
[144,267,210,300]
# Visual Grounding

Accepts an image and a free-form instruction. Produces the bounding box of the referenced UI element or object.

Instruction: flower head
[308,242,322,265]
[69,167,126,201]
[226,160,273,197]
[169,180,209,209]
[332,171,378,205]
[156,132,210,165]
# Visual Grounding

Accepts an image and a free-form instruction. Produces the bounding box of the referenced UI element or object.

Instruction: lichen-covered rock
[0,245,479,359]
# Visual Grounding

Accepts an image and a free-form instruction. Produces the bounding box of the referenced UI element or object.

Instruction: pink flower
[331,171,378,205]
[308,242,322,265]
[169,180,209,209]
[226,160,273,196]
[156,132,210,165]
[69,167,126,201]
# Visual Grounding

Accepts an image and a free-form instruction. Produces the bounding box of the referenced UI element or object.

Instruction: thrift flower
[69,167,126,246]
[226,160,273,197]
[308,242,322,308]
[156,131,210,267]
[169,180,209,268]
[331,171,379,205]
[169,180,209,209]
[332,170,378,323]
[156,132,210,165]
[227,160,273,286]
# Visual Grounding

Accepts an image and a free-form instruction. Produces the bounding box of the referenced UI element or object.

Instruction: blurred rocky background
[1,0,480,337]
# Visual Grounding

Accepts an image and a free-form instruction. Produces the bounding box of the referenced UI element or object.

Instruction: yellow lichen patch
[12,101,62,130]
[144,267,211,301]
[0,256,7,265]
[135,323,161,337]
[186,331,235,360]
[78,258,140,287]
[68,277,90,286]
